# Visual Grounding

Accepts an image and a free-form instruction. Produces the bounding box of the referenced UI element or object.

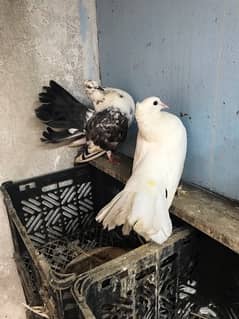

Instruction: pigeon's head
[85,81,135,122]
[84,80,104,96]
[136,97,169,112]
[136,97,169,125]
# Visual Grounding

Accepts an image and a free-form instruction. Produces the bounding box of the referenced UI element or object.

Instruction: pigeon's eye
[153,100,158,105]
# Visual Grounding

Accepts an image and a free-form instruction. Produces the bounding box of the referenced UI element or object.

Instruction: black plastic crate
[177,233,239,319]
[2,165,198,319]
[71,229,196,319]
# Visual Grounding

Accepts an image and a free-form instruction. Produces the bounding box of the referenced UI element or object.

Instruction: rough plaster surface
[0,1,98,318]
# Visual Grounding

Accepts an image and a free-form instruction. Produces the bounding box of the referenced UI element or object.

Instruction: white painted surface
[0,1,98,318]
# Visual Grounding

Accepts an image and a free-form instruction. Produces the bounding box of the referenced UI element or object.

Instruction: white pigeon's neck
[136,106,163,140]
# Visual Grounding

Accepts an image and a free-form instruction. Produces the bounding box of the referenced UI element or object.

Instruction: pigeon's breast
[86,108,129,151]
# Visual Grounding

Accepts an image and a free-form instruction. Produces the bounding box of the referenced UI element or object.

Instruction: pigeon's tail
[74,142,106,163]
[96,191,136,233]
[96,189,173,244]
[35,80,93,144]
[40,127,86,144]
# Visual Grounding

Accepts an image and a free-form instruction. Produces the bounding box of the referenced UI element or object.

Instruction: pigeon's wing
[35,80,93,129]
[86,108,128,150]
[74,108,128,163]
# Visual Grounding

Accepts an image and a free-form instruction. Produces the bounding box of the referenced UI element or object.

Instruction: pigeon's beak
[160,102,169,109]
[84,80,104,91]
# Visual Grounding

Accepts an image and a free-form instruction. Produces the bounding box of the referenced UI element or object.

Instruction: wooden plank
[172,185,239,254]
[90,154,132,184]
[90,154,239,254]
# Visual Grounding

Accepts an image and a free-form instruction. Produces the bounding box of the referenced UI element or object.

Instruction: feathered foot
[74,143,106,163]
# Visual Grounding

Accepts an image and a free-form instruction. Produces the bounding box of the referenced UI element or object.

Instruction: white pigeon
[96,96,187,244]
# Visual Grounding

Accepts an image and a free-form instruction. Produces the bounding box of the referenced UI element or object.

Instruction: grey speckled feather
[86,108,128,150]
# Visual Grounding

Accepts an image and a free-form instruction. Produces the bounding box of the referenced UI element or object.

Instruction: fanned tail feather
[96,191,136,231]
[35,80,92,132]
[129,191,172,244]
[41,127,85,144]
[96,189,173,244]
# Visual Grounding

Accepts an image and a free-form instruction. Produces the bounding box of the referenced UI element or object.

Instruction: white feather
[96,96,187,244]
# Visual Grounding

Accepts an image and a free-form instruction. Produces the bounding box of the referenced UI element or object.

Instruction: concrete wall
[0,1,99,318]
[96,0,239,201]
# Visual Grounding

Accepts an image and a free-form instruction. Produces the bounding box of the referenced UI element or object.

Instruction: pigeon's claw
[106,151,120,164]
[176,184,187,197]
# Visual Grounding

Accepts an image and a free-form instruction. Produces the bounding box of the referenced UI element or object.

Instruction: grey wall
[0,1,99,317]
[96,0,239,200]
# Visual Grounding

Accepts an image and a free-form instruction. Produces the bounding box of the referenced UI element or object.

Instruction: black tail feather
[35,80,93,130]
[41,127,85,144]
